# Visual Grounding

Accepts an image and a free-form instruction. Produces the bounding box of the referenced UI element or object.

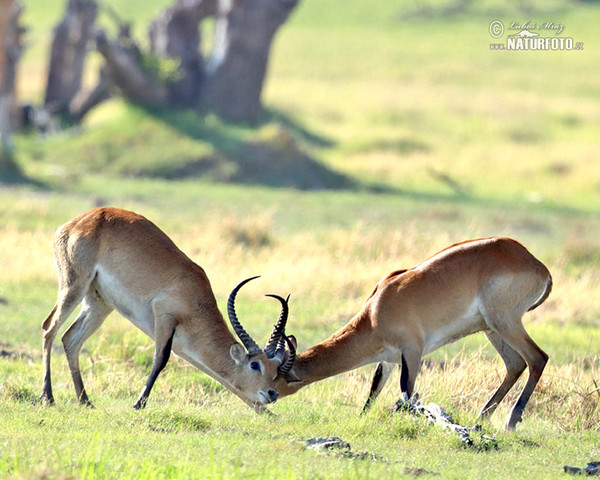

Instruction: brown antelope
[272,237,552,430]
[40,207,295,411]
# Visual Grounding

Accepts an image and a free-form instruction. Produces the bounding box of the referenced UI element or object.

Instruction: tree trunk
[44,0,97,115]
[0,0,23,177]
[148,0,217,108]
[203,0,298,123]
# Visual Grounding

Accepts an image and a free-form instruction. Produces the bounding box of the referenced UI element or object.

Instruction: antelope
[40,207,295,411]
[272,237,552,430]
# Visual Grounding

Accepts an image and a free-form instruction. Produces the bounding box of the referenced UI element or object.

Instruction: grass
[1,353,598,479]
[1,0,600,478]
[1,187,598,478]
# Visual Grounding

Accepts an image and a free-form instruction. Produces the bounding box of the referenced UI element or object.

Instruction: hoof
[40,393,55,405]
[393,392,418,413]
[505,413,522,431]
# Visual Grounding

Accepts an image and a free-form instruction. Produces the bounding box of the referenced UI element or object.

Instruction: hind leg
[484,314,548,430]
[479,330,527,420]
[503,326,548,430]
[62,288,113,406]
[41,283,91,404]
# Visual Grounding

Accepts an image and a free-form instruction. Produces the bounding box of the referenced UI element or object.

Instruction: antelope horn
[273,334,288,364]
[227,276,263,356]
[264,294,290,357]
[277,334,296,377]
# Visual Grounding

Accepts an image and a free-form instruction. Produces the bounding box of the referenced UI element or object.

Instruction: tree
[0,0,23,178]
[83,0,299,124]
[44,0,97,116]
[148,0,215,109]
[203,0,299,123]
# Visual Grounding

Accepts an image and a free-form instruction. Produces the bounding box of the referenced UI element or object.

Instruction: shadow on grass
[146,107,482,202]
[7,103,476,201]
[0,155,45,188]
[137,107,367,191]
[7,104,476,203]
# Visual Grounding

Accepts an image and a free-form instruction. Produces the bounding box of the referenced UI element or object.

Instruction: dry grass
[0,224,56,284]
[3,206,599,325]
[316,349,600,433]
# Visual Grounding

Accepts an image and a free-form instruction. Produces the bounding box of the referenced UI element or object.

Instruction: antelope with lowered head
[272,237,552,430]
[40,207,295,411]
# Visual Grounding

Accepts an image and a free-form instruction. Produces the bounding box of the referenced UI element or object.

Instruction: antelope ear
[287,335,298,350]
[284,368,301,384]
[230,343,246,365]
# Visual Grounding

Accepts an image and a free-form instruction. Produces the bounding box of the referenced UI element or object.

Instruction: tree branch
[96,29,166,108]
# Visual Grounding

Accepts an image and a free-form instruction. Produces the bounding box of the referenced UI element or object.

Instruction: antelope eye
[250,361,261,371]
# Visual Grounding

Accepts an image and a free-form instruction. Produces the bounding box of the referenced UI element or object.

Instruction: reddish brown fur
[273,237,552,430]
[41,207,283,411]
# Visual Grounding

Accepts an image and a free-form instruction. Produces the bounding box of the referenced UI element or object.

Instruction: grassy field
[1,0,599,478]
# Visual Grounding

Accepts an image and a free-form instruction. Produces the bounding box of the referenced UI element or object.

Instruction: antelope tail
[528,275,553,312]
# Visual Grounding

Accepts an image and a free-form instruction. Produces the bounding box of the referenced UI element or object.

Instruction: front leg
[393,348,422,412]
[361,362,395,413]
[134,318,176,410]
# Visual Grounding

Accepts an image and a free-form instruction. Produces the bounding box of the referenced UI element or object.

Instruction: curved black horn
[277,334,297,377]
[227,276,262,356]
[264,294,290,357]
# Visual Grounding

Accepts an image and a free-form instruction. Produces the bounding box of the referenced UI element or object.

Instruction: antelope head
[226,277,298,405]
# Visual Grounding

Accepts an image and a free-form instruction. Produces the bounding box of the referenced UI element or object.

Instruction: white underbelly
[422,300,485,354]
[94,266,156,339]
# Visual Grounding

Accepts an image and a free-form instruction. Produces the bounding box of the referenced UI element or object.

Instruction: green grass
[1,360,598,479]
[2,0,600,478]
